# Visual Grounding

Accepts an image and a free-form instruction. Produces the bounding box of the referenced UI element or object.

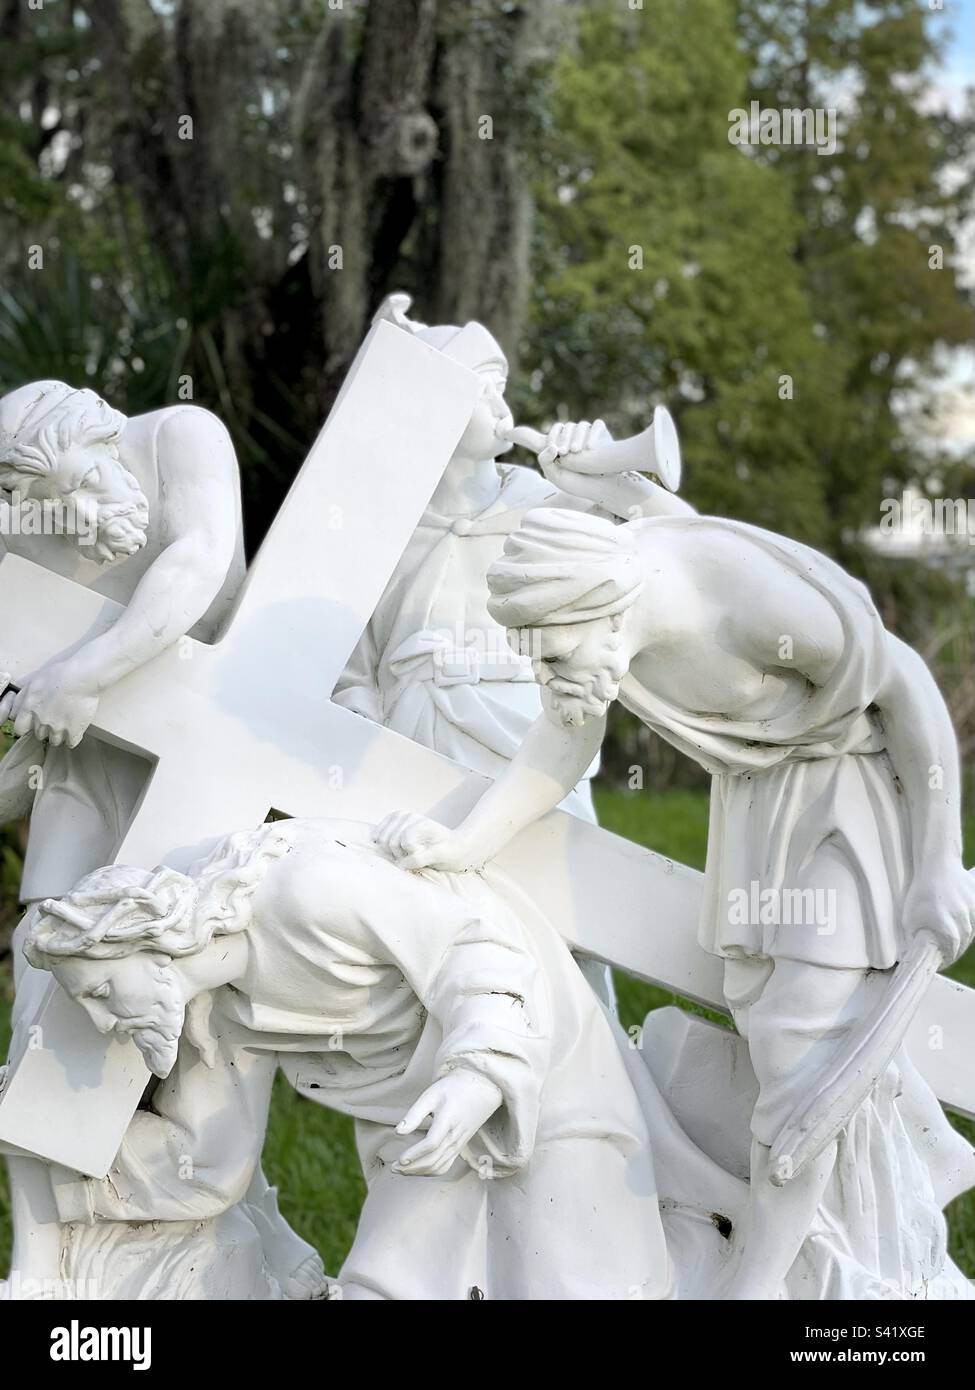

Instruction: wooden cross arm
[1,553,973,1131]
[0,552,712,1000]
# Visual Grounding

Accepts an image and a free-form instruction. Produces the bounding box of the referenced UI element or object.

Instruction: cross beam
[1,555,972,1145]
[0,321,972,1179]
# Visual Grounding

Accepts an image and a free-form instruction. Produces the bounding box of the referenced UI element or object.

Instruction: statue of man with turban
[375,505,975,1300]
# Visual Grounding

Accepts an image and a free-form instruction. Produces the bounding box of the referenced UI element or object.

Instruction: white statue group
[0,293,973,1301]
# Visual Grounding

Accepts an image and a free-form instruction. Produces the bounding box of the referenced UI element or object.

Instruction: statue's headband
[0,381,79,460]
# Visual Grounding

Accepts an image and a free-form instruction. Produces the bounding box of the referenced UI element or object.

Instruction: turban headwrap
[487,508,643,628]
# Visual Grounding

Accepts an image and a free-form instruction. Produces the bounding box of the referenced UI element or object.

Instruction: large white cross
[0,320,973,1179]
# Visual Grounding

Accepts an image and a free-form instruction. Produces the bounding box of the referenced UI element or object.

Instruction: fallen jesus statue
[20,817,743,1300]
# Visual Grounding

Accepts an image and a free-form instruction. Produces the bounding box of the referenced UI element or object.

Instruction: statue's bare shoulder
[134,406,242,559]
[639,520,847,686]
[147,405,240,490]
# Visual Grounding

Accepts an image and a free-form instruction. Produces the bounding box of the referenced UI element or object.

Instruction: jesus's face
[37,439,150,562]
[453,367,514,463]
[50,951,185,1077]
[520,616,629,726]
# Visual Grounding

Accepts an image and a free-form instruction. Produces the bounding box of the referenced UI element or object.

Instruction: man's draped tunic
[49,824,743,1300]
[335,465,597,819]
[617,519,975,1298]
[618,516,909,970]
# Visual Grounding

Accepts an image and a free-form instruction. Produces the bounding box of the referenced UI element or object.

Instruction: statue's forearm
[597,472,696,521]
[553,469,696,521]
[71,536,231,692]
[876,635,963,867]
[458,708,604,862]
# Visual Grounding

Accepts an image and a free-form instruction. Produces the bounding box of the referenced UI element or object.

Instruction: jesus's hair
[25,824,291,967]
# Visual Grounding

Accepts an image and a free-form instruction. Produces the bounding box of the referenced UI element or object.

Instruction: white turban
[487,509,643,628]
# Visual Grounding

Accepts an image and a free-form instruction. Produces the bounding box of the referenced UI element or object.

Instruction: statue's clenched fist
[0,659,100,747]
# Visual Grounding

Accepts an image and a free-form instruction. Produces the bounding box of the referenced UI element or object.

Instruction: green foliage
[0,253,189,411]
[1,0,970,602]
[523,0,837,547]
[736,0,974,563]
[521,0,974,572]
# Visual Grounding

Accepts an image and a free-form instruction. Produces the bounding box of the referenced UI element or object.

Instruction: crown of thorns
[38,867,194,949]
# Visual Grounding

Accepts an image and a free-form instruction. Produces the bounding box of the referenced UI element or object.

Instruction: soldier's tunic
[618,516,906,972]
[335,463,598,820]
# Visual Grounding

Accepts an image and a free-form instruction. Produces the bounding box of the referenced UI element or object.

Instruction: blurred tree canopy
[528,0,973,552]
[0,0,559,532]
[520,0,975,775]
[0,0,973,768]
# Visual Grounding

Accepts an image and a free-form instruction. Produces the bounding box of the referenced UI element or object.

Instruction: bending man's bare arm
[70,409,242,692]
[1,410,242,746]
[873,633,973,962]
[375,696,606,871]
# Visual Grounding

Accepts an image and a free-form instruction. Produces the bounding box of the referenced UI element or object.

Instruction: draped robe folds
[47,820,742,1301]
[333,465,597,819]
[617,516,975,1299]
[618,516,900,971]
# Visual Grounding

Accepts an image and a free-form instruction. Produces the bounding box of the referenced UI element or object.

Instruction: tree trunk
[46,0,561,540]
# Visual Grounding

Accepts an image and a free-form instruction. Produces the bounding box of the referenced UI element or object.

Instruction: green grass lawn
[1,785,973,1282]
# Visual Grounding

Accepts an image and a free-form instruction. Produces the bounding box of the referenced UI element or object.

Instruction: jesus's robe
[47,821,740,1300]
